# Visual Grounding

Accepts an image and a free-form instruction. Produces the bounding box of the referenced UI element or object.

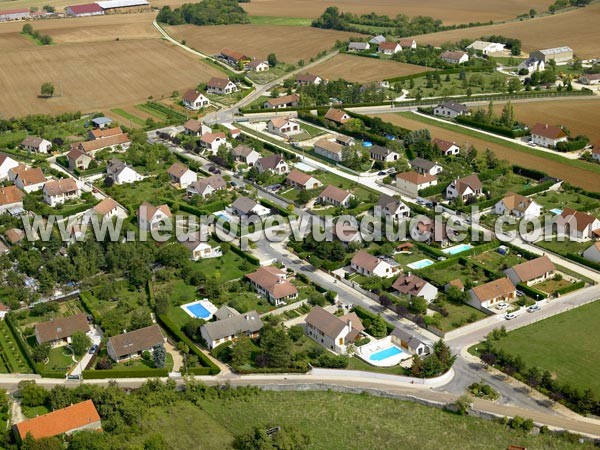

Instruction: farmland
[164,24,357,63]
[412,3,600,59]
[370,112,600,191]
[311,53,431,83]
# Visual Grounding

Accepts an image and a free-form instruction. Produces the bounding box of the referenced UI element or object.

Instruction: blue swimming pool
[369,346,403,362]
[549,208,563,215]
[407,259,434,270]
[184,303,211,319]
[442,244,474,255]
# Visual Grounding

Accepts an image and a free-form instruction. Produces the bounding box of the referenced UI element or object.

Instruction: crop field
[412,3,600,59]
[164,24,356,63]
[310,53,431,82]
[370,112,600,191]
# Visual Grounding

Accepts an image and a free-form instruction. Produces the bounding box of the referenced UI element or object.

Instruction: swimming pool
[549,208,563,215]
[407,259,434,270]
[214,211,233,222]
[362,141,373,147]
[181,299,217,320]
[442,244,474,255]
[369,346,403,361]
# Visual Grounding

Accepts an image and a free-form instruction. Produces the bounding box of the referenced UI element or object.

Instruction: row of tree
[156,0,249,26]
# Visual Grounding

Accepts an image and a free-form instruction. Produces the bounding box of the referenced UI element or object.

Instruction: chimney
[347,319,352,331]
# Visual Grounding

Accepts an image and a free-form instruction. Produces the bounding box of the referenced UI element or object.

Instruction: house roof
[433,138,458,152]
[391,326,429,350]
[500,192,536,213]
[183,119,203,132]
[80,133,129,152]
[0,153,16,166]
[369,35,386,44]
[189,174,226,195]
[536,46,572,56]
[43,179,78,197]
[108,324,164,358]
[16,167,46,186]
[447,279,465,290]
[96,0,149,8]
[437,101,468,113]
[287,169,313,186]
[90,126,123,139]
[15,400,100,440]
[93,197,118,216]
[370,145,395,157]
[467,40,503,51]
[0,8,29,14]
[351,250,383,272]
[5,228,25,244]
[377,194,406,213]
[269,117,297,129]
[207,77,233,89]
[410,157,439,171]
[167,162,191,179]
[67,3,103,14]
[231,145,257,158]
[453,174,482,195]
[215,305,240,321]
[314,139,343,155]
[66,147,89,162]
[378,41,400,51]
[392,274,431,297]
[336,135,354,144]
[395,171,437,185]
[581,73,600,82]
[232,196,257,214]
[221,48,248,62]
[257,154,285,170]
[0,186,24,206]
[182,89,205,103]
[200,132,226,144]
[202,310,263,342]
[399,38,416,47]
[21,136,47,148]
[305,306,347,339]
[530,123,568,140]
[592,143,600,155]
[137,201,172,222]
[324,108,349,124]
[560,208,600,233]
[106,158,126,174]
[319,184,352,203]
[348,42,369,50]
[508,256,555,282]
[248,59,268,69]
[35,313,89,344]
[91,117,112,126]
[265,94,300,107]
[296,73,320,83]
[245,266,297,299]
[441,50,467,60]
[470,278,515,303]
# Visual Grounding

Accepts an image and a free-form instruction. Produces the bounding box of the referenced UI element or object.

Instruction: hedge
[74,165,106,177]
[418,182,447,197]
[511,165,548,181]
[231,366,309,375]
[352,305,394,334]
[455,115,528,138]
[516,282,548,300]
[385,66,494,83]
[565,253,600,272]
[555,280,585,295]
[211,234,260,266]
[79,291,102,323]
[4,314,37,374]
[258,198,292,217]
[82,368,169,379]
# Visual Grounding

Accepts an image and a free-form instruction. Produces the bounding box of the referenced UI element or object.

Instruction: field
[164,24,356,63]
[310,53,431,83]
[493,300,600,396]
[412,3,600,59]
[370,112,600,191]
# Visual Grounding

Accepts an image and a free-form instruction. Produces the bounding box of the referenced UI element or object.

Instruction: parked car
[504,313,517,320]
[527,304,541,313]
[88,344,98,354]
[496,302,509,310]
[378,171,386,176]
[516,290,524,297]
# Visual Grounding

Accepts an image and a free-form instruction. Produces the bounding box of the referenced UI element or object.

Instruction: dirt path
[9,397,25,426]
[165,342,183,372]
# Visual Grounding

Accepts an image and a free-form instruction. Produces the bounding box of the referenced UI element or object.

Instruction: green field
[0,321,33,374]
[248,16,312,26]
[493,301,600,396]
[110,108,146,127]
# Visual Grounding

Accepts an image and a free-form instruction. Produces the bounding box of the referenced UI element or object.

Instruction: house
[399,38,417,50]
[445,279,465,292]
[0,154,19,180]
[351,250,399,278]
[13,167,46,193]
[167,162,197,188]
[446,174,483,201]
[106,325,165,362]
[91,116,112,128]
[255,154,289,175]
[440,51,469,64]
[370,145,399,163]
[494,192,541,219]
[263,94,300,109]
[466,40,505,55]
[592,144,600,163]
[392,274,438,303]
[468,278,516,310]
[296,73,322,86]
[336,135,355,147]
[231,145,260,166]
[267,117,301,136]
[88,126,123,140]
[214,305,240,321]
[434,101,469,118]
[246,266,298,306]
[378,41,401,55]
[85,197,122,221]
[66,148,93,171]
[182,89,210,110]
[180,233,222,260]
[530,123,568,148]
[200,132,228,154]
[583,242,600,263]
[0,8,30,21]
[286,169,322,190]
[76,133,130,154]
[579,73,600,85]
[391,327,431,356]
[34,313,89,346]
[65,3,104,16]
[21,136,52,154]
[13,400,101,442]
[369,35,386,45]
[206,77,237,95]
[410,157,443,176]
[183,119,211,136]
[376,194,410,221]
[530,46,573,63]
[318,185,354,208]
[106,158,142,184]
[324,108,350,125]
[359,81,390,93]
[200,310,263,349]
[231,196,270,218]
[348,41,370,51]
[304,306,364,354]
[395,171,437,197]
[557,208,600,240]
[505,255,556,286]
[313,139,345,161]
[137,201,172,231]
[0,303,8,319]
[220,48,249,66]
[0,186,24,215]
[5,228,25,245]
[248,59,269,72]
[42,179,80,207]
[433,138,460,156]
[187,174,226,198]
[518,57,545,74]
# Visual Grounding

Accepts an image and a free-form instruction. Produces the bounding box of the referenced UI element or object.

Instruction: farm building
[96,0,150,13]
[529,47,573,63]
[466,40,505,55]
[579,74,600,85]
[0,8,30,21]
[440,51,469,64]
[65,3,104,16]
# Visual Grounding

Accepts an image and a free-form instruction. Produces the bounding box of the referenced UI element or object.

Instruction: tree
[411,297,428,315]
[18,381,48,407]
[446,285,466,304]
[297,188,312,205]
[130,309,153,331]
[267,53,278,67]
[367,315,387,338]
[40,82,55,98]
[68,430,111,450]
[32,343,50,363]
[231,335,253,367]
[153,344,166,368]
[22,23,33,34]
[506,77,521,93]
[22,435,63,450]
[500,101,515,127]
[71,331,91,357]
[260,326,292,368]
[288,325,304,342]
[529,8,537,17]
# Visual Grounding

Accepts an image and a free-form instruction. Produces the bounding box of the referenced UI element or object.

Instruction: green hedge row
[385,66,494,83]
[516,282,548,300]
[4,314,37,374]
[565,253,600,272]
[82,368,169,379]
[212,233,260,266]
[79,291,101,323]
[455,115,528,138]
[232,366,308,375]
[74,165,106,177]
[352,305,394,334]
[511,165,548,181]
[258,198,292,217]
[555,280,585,295]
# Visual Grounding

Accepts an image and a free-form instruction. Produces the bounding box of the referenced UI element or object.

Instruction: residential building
[318,185,354,208]
[395,171,437,197]
[440,50,469,64]
[187,174,227,198]
[296,73,322,86]
[391,327,431,356]
[34,313,90,346]
[267,117,301,136]
[369,35,386,45]
[370,145,399,163]
[200,132,228,154]
[518,57,545,74]
[13,167,46,193]
[445,279,465,293]
[206,77,237,95]
[255,154,289,175]
[410,218,455,247]
[324,107,350,125]
[304,306,364,354]
[446,174,483,201]
[392,274,438,303]
[335,135,355,147]
[583,242,600,263]
[286,169,322,190]
[432,138,460,156]
[530,46,573,63]
[348,41,370,51]
[313,139,345,161]
[106,158,142,184]
[351,250,399,278]
[231,145,260,166]
[42,179,80,207]
[14,400,101,442]
[84,197,122,222]
[466,40,505,55]
[180,233,222,260]
[246,266,298,306]
[557,208,600,240]
[201,310,263,349]
[378,41,401,55]
[76,133,130,154]
[530,123,568,148]
[0,154,19,181]
[433,101,469,118]
[182,89,210,110]
[21,136,52,154]
[137,201,172,231]
[494,192,541,218]
[5,228,26,245]
[579,73,600,85]
[214,305,240,321]
[592,144,600,162]
[91,117,112,129]
[359,81,390,92]
[183,119,211,136]
[468,278,516,310]
[399,38,417,50]
[231,196,270,218]
[409,157,443,176]
[88,126,123,140]
[263,94,300,109]
[248,59,269,72]
[505,255,556,286]
[376,194,410,221]
[106,325,165,362]
[167,162,197,188]
[66,148,92,171]
[65,3,104,16]
[220,48,249,66]
[0,186,24,214]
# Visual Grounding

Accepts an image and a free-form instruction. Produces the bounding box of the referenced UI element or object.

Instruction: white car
[496,302,509,310]
[527,304,541,313]
[516,290,524,297]
[504,313,517,320]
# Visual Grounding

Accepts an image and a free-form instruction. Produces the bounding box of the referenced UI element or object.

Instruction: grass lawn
[436,301,488,332]
[111,353,174,372]
[536,238,592,256]
[45,347,74,372]
[534,190,600,217]
[136,103,167,121]
[110,108,146,127]
[0,321,33,374]
[419,260,493,286]
[311,170,376,202]
[482,172,533,199]
[394,247,433,267]
[492,300,600,396]
[103,178,182,211]
[192,250,256,282]
[470,250,526,273]
[0,129,27,147]
[403,71,507,98]
[534,278,578,294]
[346,356,408,375]
[246,66,288,84]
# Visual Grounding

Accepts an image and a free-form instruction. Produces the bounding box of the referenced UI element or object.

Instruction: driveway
[70,325,103,377]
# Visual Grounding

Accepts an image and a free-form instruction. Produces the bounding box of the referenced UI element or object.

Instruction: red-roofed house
[351,250,399,278]
[395,171,437,197]
[182,90,210,110]
[530,123,568,148]
[65,3,104,16]
[318,185,354,207]
[433,138,460,156]
[446,174,483,201]
[378,41,402,55]
[207,77,237,95]
[137,202,172,231]
[246,266,298,306]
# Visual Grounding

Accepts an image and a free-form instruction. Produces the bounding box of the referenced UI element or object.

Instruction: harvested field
[0,39,223,117]
[411,3,600,59]
[164,24,357,63]
[370,112,600,191]
[310,53,431,83]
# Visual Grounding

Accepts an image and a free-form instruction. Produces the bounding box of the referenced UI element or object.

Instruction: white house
[494,192,541,219]
[518,57,545,74]
[409,157,443,176]
[466,40,505,55]
[231,145,260,166]
[231,196,270,218]
[583,242,600,263]
[304,306,364,354]
[167,162,197,188]
[392,274,438,303]
[351,250,399,278]
[313,139,345,162]
[440,50,469,64]
[0,154,19,180]
[42,179,80,207]
[137,202,172,231]
[446,174,483,201]
[263,94,300,109]
[318,185,354,208]
[183,119,211,137]
[245,266,298,306]
[12,167,46,193]
[592,144,600,163]
[296,73,322,86]
[180,232,222,260]
[267,118,301,137]
[0,186,24,215]
[376,194,410,221]
[468,278,516,310]
[432,138,460,156]
[200,310,263,349]
[395,172,437,197]
[530,123,568,148]
[433,101,469,118]
[182,90,210,110]
[557,208,600,241]
[286,169,322,190]
[391,327,431,357]
[324,108,350,125]
[200,132,228,154]
[255,154,289,175]
[247,59,269,72]
[370,145,399,163]
[399,38,417,50]
[378,41,402,55]
[187,175,227,198]
[348,42,370,51]
[504,255,556,286]
[206,77,237,95]
[21,136,52,154]
[106,159,142,184]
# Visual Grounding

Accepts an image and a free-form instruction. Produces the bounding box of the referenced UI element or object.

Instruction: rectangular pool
[369,346,403,362]
[181,299,217,320]
[442,244,474,255]
[407,259,434,270]
[549,208,563,215]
